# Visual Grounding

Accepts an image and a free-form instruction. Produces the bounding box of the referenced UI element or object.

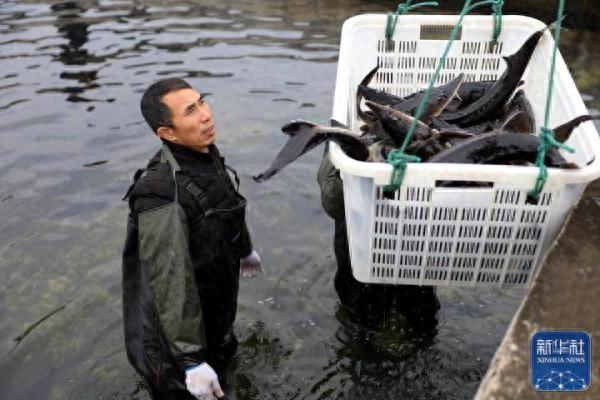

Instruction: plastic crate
[329,14,600,287]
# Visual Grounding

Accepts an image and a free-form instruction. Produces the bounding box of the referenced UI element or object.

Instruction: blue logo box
[531,331,591,391]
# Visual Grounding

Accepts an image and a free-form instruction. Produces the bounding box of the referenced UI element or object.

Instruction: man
[122,78,262,400]
[317,146,440,331]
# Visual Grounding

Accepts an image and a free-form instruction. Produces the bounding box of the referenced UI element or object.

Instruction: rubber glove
[185,363,224,400]
[240,249,262,278]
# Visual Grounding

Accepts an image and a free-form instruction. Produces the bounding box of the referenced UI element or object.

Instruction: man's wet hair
[141,78,192,134]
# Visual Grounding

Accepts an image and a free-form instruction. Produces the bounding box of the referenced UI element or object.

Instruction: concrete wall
[475,178,600,399]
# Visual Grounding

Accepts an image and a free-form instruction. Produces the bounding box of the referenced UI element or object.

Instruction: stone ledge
[475,178,600,400]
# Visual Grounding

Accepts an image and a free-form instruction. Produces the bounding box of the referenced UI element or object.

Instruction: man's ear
[157,126,177,142]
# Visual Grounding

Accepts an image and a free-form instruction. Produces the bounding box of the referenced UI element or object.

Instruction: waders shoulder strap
[177,174,211,214]
[161,144,211,214]
[160,144,183,203]
[225,164,241,191]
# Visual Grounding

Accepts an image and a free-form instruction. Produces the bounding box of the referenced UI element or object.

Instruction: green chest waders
[137,145,206,357]
[138,144,247,358]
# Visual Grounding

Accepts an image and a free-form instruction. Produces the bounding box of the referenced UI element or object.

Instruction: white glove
[240,249,263,278]
[185,363,224,400]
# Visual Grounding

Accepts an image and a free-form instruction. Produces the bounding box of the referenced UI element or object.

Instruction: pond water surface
[0,1,598,399]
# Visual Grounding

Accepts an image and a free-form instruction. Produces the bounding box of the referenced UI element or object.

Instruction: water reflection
[0,1,598,399]
[50,1,107,102]
[53,1,90,65]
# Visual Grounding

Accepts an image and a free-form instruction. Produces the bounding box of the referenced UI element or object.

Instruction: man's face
[158,88,216,152]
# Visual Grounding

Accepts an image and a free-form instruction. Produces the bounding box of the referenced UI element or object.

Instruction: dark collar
[162,140,218,168]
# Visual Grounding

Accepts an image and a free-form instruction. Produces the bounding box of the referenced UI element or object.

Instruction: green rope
[529,127,575,195]
[462,0,504,41]
[491,0,503,42]
[386,0,501,192]
[528,0,574,198]
[384,151,421,192]
[385,1,439,40]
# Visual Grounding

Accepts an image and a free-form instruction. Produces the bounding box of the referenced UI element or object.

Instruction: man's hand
[240,249,262,278]
[185,363,224,400]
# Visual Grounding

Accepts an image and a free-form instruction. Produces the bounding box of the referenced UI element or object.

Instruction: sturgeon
[439,26,548,126]
[358,73,465,122]
[365,100,472,153]
[254,120,384,182]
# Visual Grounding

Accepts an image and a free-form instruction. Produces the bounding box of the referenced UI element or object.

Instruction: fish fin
[253,124,320,182]
[501,111,533,133]
[281,119,318,136]
[437,130,474,139]
[330,119,349,129]
[356,66,379,123]
[553,115,599,143]
[360,65,379,87]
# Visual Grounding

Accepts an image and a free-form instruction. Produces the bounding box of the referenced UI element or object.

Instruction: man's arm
[239,221,253,259]
[137,202,206,364]
[123,202,198,398]
[137,197,229,399]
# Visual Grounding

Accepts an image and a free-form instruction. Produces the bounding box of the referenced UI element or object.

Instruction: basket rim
[340,13,548,31]
[330,14,600,187]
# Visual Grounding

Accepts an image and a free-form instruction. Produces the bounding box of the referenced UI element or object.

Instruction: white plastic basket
[329,14,600,287]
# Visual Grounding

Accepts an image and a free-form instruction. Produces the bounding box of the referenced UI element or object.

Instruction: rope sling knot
[530,126,575,196]
[492,0,504,14]
[383,0,503,192]
[385,150,421,192]
[528,0,574,198]
[385,1,439,40]
[539,127,575,155]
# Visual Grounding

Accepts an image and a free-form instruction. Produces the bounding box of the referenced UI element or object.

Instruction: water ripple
[0,1,598,400]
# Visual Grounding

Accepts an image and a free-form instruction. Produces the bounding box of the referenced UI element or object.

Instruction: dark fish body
[361,121,395,146]
[392,74,465,120]
[417,73,465,123]
[443,106,534,137]
[430,116,464,132]
[508,89,536,133]
[406,136,447,160]
[445,80,524,113]
[359,74,464,121]
[500,110,534,134]
[428,131,575,168]
[366,100,474,159]
[440,27,546,126]
[357,85,402,107]
[456,80,496,104]
[444,80,495,113]
[315,131,370,161]
[462,120,495,135]
[365,100,431,146]
[408,130,474,160]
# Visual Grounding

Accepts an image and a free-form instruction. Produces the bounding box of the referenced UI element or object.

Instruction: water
[0,1,598,399]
